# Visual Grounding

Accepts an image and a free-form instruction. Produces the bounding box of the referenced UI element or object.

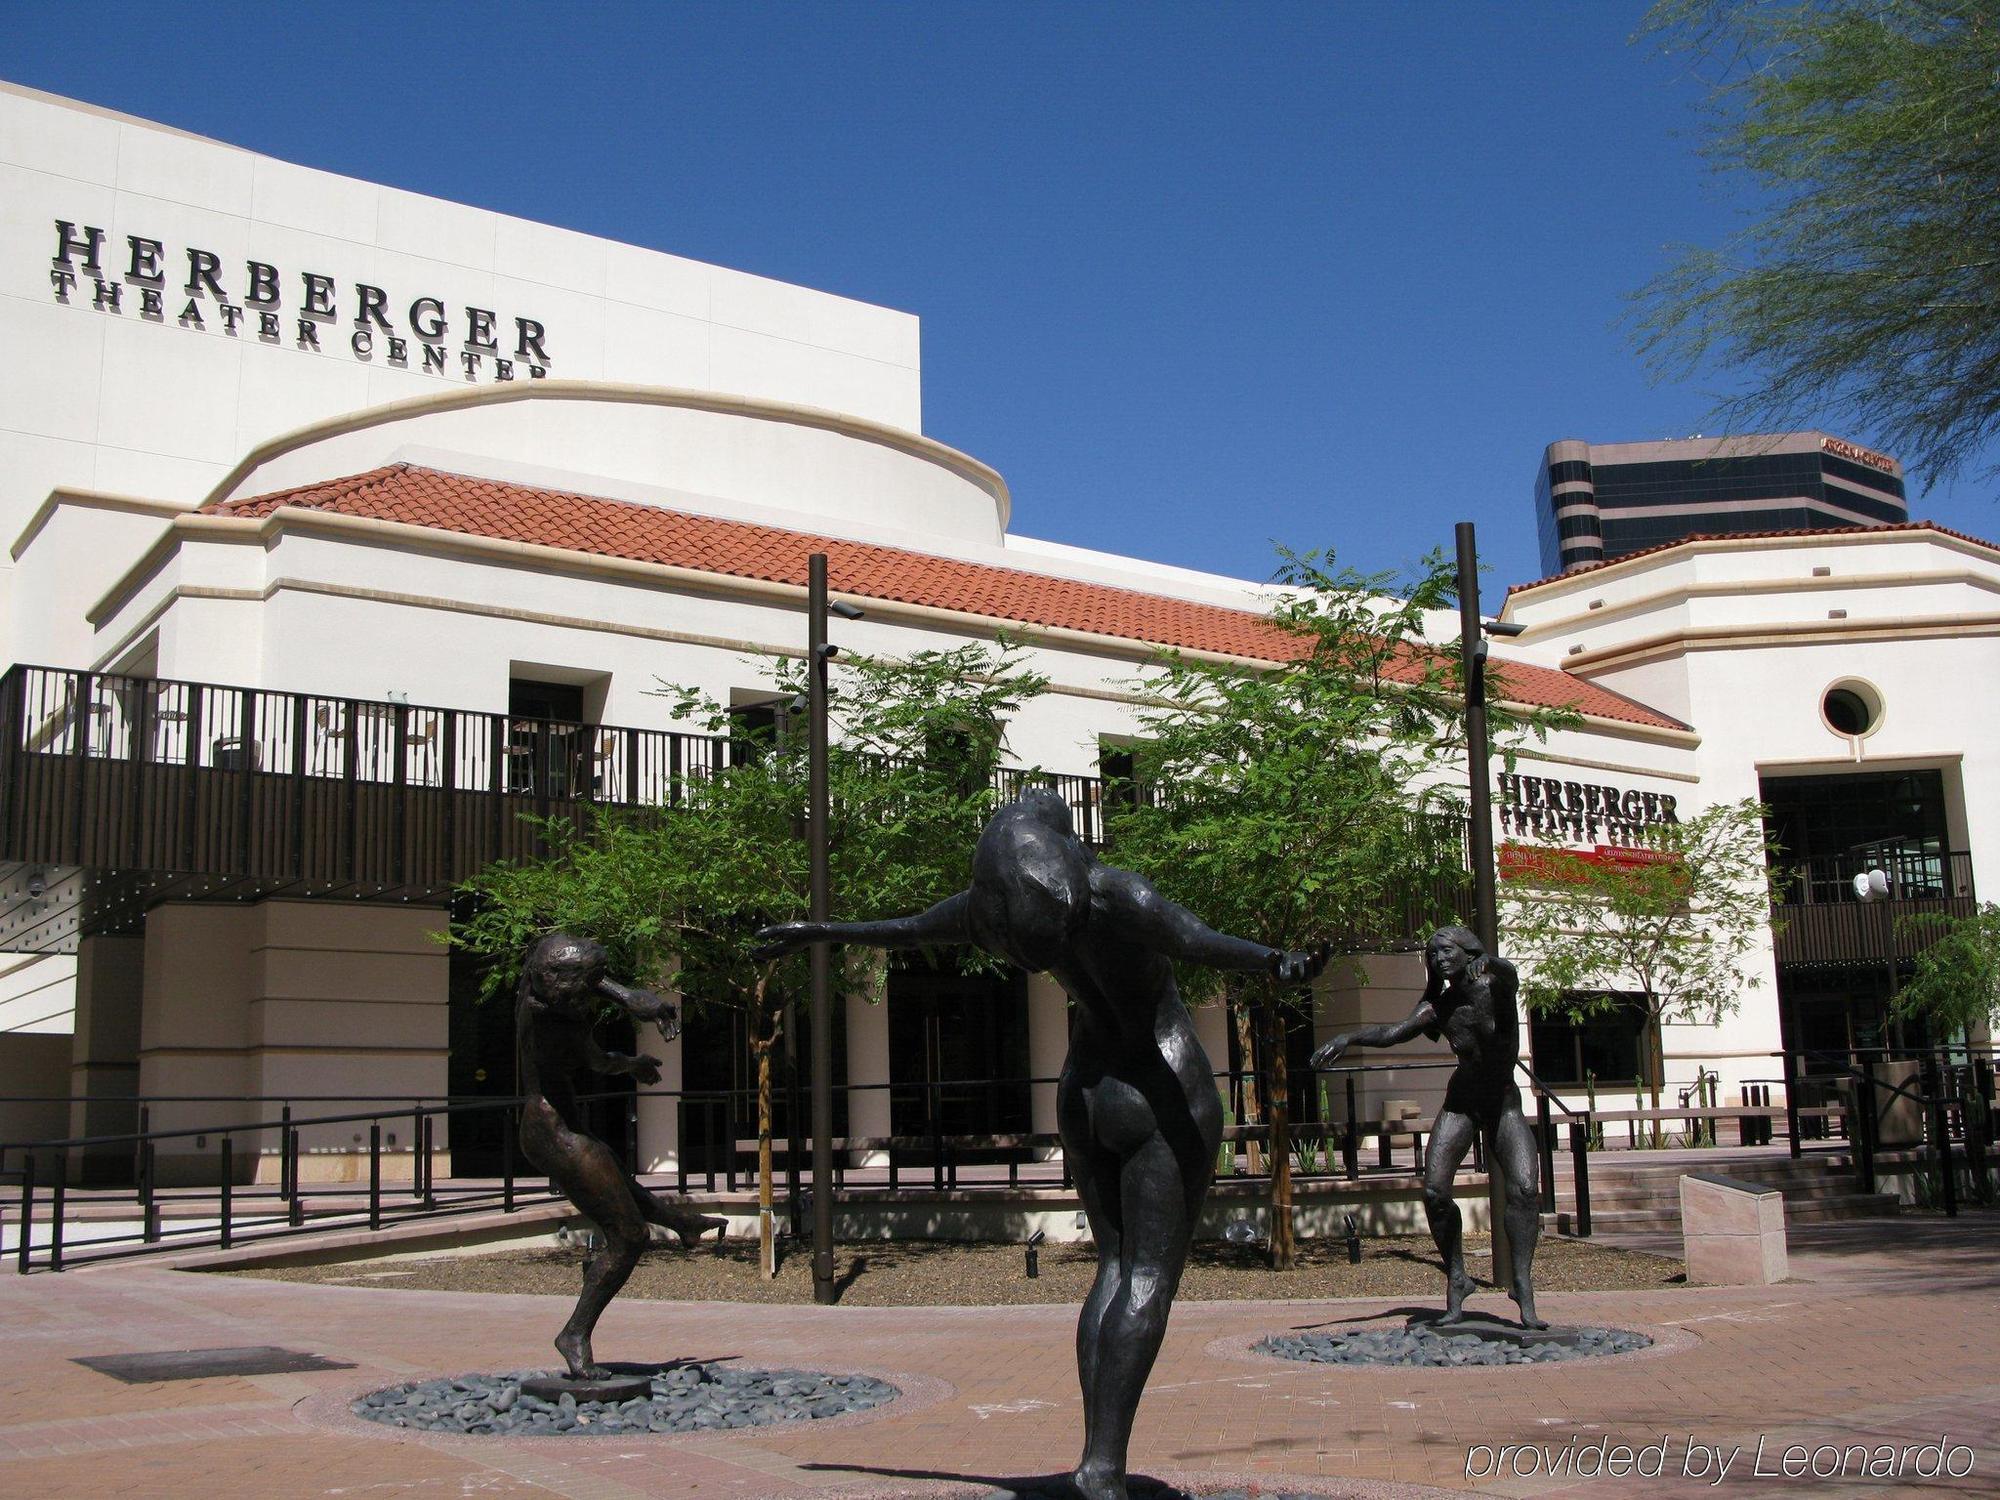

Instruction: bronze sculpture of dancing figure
[756,789,1323,1500]
[1309,925,1544,1327]
[516,933,725,1385]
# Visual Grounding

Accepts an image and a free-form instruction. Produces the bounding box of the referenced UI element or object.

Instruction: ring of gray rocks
[1257,1324,1650,1368]
[352,1361,898,1436]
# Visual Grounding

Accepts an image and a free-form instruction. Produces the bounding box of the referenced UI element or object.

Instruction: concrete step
[1573,1193,1901,1233]
[1580,1177,1872,1209]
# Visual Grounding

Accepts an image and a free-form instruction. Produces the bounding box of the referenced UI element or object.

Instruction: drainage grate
[75,1346,356,1383]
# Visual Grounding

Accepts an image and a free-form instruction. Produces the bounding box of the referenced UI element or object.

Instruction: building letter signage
[1493,771,1677,847]
[47,219,552,382]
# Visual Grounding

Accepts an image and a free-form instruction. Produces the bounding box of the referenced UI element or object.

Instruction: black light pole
[807,554,863,1305]
[1454,521,1523,1282]
[1455,521,1498,952]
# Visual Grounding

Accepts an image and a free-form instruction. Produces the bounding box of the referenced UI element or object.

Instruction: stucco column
[635,1026,683,1174]
[68,934,145,1184]
[1320,950,1434,1127]
[1026,972,1068,1156]
[845,959,891,1164]
[137,904,256,1185]
[244,901,450,1185]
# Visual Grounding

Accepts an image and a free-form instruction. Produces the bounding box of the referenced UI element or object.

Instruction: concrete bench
[1680,1170,1787,1284]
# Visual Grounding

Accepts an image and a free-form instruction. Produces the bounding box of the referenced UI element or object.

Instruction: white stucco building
[0,83,1990,1181]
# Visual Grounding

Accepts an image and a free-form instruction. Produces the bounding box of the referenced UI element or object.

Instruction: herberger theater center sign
[47,220,552,383]
[1494,770,1679,846]
[1495,771,1684,882]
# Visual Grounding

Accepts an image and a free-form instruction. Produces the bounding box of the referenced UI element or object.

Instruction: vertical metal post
[723,1095,737,1194]
[16,1156,32,1274]
[279,1104,293,1203]
[1569,1119,1591,1237]
[1343,1075,1359,1179]
[1454,522,1498,950]
[1932,1089,1958,1219]
[503,1105,517,1212]
[48,1168,65,1272]
[288,1129,303,1227]
[1978,1058,1996,1149]
[1785,1053,1803,1158]
[134,1103,150,1186]
[1455,521,1512,1282]
[930,1077,945,1191]
[290,693,308,878]
[808,552,836,1304]
[219,1135,233,1250]
[143,1144,160,1248]
[1855,1067,1877,1194]
[411,1109,424,1199]
[1538,1091,1556,1213]
[369,1122,381,1231]
[72,670,91,865]
[422,1115,436,1209]
[140,1139,158,1242]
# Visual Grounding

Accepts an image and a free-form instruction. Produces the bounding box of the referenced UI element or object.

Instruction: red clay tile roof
[207,464,1687,731]
[1505,521,2000,598]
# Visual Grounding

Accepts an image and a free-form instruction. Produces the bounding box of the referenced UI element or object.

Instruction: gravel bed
[351,1361,897,1436]
[229,1233,1682,1307]
[1257,1324,1651,1367]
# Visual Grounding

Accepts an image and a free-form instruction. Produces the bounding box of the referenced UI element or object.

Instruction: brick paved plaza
[1,1216,1993,1499]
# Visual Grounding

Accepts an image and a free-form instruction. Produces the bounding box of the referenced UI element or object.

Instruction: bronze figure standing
[515,933,725,1383]
[757,789,1322,1500]
[1310,925,1544,1327]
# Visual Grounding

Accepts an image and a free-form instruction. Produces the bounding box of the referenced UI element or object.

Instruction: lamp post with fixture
[1454,521,1525,1286]
[807,553,864,1305]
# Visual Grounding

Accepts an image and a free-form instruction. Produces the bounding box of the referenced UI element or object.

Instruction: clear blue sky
[11,2,1995,592]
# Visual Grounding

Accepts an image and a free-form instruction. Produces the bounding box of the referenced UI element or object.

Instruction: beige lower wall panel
[254,899,450,952]
[248,996,449,1051]
[254,948,451,1004]
[0,1032,70,1159]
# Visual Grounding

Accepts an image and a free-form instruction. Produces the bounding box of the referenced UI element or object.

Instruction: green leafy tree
[1894,901,2000,1036]
[1502,798,1777,1142]
[452,641,1047,1272]
[1632,0,2000,481]
[1105,548,1567,1268]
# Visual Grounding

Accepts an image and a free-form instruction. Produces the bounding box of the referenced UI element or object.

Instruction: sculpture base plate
[1404,1310,1591,1347]
[520,1373,653,1404]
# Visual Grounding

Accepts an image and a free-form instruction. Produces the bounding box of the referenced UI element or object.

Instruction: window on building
[1528,992,1650,1088]
[888,965,1029,1137]
[727,696,793,768]
[506,678,587,796]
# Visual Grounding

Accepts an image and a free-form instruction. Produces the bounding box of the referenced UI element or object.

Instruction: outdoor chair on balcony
[405,710,442,787]
[21,679,113,755]
[591,728,623,801]
[503,722,538,794]
[310,701,349,776]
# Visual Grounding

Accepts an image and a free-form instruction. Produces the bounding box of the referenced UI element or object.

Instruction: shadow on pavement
[799,1465,1325,1499]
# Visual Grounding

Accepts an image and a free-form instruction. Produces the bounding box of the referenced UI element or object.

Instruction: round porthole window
[1821,681,1882,738]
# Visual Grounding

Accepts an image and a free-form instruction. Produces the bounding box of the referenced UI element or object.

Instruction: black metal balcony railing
[0,664,741,895]
[0,664,1472,951]
[1770,844,1977,967]
[0,665,1158,927]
